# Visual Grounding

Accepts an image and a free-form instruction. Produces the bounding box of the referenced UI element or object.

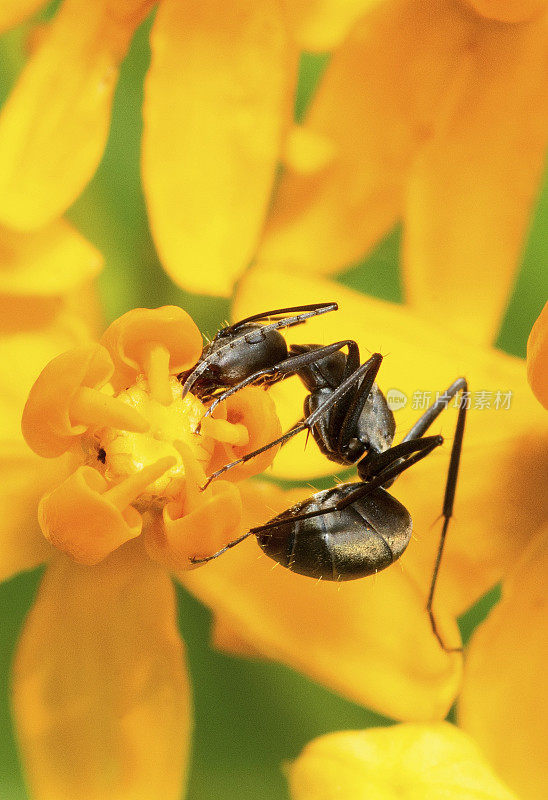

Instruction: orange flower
[14,305,283,799]
[0,0,376,296]
[257,0,548,347]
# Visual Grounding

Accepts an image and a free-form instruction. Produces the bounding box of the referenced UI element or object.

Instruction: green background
[0,6,546,799]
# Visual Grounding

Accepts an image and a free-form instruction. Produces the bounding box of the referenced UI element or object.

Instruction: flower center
[94,376,214,505]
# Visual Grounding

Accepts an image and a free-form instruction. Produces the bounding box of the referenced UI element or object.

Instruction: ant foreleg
[181,303,338,398]
[200,340,357,424]
[335,354,383,453]
[224,302,338,333]
[202,353,383,489]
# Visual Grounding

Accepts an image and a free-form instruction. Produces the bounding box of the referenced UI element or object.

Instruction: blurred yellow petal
[283,124,336,175]
[181,481,462,722]
[13,541,191,800]
[259,0,548,348]
[280,0,383,51]
[289,723,519,800]
[0,297,91,581]
[527,301,548,408]
[233,270,548,613]
[142,0,296,297]
[0,220,102,296]
[459,524,548,800]
[0,443,56,581]
[403,10,548,347]
[258,0,471,275]
[0,0,154,229]
[0,0,47,34]
[466,0,547,22]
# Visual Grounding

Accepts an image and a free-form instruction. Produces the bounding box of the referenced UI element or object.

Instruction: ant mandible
[192,337,467,652]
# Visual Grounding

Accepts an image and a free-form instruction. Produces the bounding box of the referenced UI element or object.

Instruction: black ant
[179,303,349,404]
[192,339,467,652]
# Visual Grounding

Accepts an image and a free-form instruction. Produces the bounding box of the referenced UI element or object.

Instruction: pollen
[22,306,282,567]
[96,376,215,505]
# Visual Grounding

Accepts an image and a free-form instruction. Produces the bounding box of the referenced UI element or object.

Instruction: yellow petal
[289,723,519,800]
[180,480,462,722]
[0,0,47,34]
[527,301,548,408]
[0,296,93,581]
[465,0,548,23]
[206,386,282,483]
[0,0,154,229]
[403,8,548,347]
[280,0,383,51]
[283,124,336,175]
[233,270,548,614]
[0,219,102,296]
[0,443,57,582]
[257,0,471,275]
[142,0,296,296]
[459,524,548,800]
[13,542,191,800]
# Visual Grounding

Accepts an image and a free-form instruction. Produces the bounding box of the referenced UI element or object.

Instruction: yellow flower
[287,723,520,800]
[180,265,547,722]
[257,0,548,346]
[458,523,547,800]
[0,218,102,580]
[12,304,282,799]
[0,0,377,296]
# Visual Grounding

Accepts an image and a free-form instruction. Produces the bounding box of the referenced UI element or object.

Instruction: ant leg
[193,436,444,565]
[224,302,338,333]
[425,380,467,653]
[357,436,446,483]
[402,377,467,442]
[252,437,443,534]
[201,340,357,423]
[289,340,361,391]
[202,353,383,489]
[393,378,467,650]
[181,303,338,397]
[190,531,255,565]
[336,354,383,453]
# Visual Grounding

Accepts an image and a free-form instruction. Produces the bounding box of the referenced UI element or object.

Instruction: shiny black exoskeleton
[179,303,341,403]
[257,484,412,581]
[194,333,468,651]
[291,342,396,463]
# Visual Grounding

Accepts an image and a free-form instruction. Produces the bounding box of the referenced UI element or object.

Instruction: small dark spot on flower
[97,448,106,464]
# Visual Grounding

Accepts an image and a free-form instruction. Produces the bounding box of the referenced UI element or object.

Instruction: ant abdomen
[257,485,412,581]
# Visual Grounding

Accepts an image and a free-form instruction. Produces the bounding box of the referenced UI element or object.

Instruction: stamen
[105,456,177,510]
[70,386,150,433]
[175,441,205,509]
[144,343,172,406]
[199,416,250,447]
